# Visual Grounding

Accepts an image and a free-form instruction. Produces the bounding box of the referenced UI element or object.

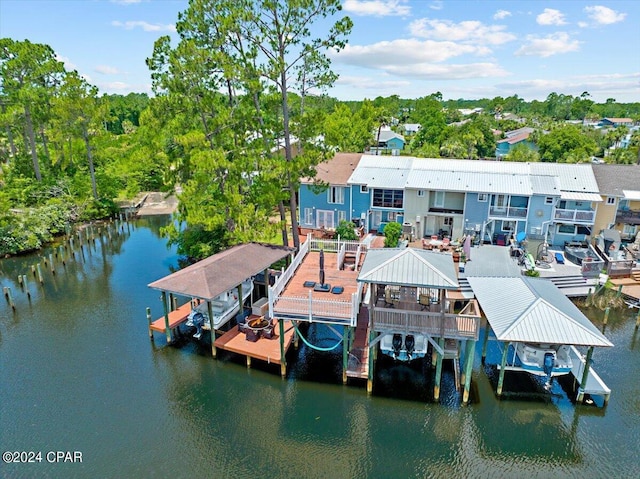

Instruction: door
[316,210,334,229]
[425,215,436,236]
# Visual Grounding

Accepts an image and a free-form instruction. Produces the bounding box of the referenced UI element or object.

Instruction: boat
[513,342,573,380]
[186,278,254,339]
[380,332,428,362]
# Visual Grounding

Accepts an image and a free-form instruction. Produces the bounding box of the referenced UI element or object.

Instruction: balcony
[554,208,595,224]
[489,206,528,219]
[616,209,640,226]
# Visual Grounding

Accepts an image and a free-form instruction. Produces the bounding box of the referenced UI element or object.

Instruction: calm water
[1,216,639,479]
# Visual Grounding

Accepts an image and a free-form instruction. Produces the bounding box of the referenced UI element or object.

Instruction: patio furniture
[419,294,430,311]
[555,252,565,264]
[303,280,316,288]
[331,286,344,294]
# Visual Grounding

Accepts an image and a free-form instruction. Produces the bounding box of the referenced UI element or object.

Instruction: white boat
[186,278,254,338]
[380,333,428,362]
[514,342,573,378]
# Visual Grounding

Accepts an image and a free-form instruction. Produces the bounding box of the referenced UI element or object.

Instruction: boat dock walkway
[346,306,371,380]
[214,319,295,373]
[148,301,192,337]
[569,346,611,405]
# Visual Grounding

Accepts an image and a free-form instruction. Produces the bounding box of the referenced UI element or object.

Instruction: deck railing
[554,208,595,223]
[489,206,528,218]
[371,308,480,340]
[272,291,357,326]
[615,209,640,226]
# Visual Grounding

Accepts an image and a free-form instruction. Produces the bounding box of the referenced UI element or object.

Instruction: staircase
[541,275,598,297]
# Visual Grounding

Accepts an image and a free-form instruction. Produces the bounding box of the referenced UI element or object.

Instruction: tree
[504,143,540,162]
[0,39,65,181]
[537,124,597,162]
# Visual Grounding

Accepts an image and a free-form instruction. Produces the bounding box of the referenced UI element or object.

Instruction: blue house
[495,127,536,159]
[369,129,405,155]
[299,154,602,248]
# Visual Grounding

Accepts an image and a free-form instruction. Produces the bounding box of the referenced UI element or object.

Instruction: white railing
[554,208,595,223]
[337,242,346,271]
[371,309,480,340]
[273,291,353,322]
[269,235,310,318]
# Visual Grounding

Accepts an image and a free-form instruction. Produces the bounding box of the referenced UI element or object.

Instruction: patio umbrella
[463,234,472,262]
[319,249,325,286]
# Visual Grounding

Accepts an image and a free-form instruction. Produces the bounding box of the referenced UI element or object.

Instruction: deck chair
[384,288,396,307]
[419,294,430,311]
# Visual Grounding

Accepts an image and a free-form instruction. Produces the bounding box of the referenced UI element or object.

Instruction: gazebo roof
[357,248,459,289]
[148,243,294,300]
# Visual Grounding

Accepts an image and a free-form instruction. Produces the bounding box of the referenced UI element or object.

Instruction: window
[545,197,554,205]
[387,211,398,221]
[328,186,344,204]
[443,217,454,226]
[360,185,368,193]
[304,208,313,225]
[606,196,616,205]
[338,210,346,223]
[478,193,488,202]
[557,223,577,235]
[494,194,507,211]
[502,221,516,232]
[316,210,334,229]
[623,224,637,237]
[434,191,445,208]
[372,189,404,208]
[417,190,425,197]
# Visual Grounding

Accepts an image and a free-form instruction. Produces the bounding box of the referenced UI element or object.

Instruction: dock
[148,301,192,337]
[346,306,371,380]
[569,346,611,405]
[214,318,295,374]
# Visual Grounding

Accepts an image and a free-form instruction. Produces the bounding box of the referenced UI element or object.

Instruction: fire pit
[247,316,270,330]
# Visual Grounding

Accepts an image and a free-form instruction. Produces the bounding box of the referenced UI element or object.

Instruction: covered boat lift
[358,248,481,404]
[467,276,613,405]
[147,242,295,357]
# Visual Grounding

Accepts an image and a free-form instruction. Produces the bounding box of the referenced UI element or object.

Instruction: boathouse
[467,276,613,405]
[357,247,481,404]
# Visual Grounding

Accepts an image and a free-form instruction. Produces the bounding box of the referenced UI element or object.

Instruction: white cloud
[409,18,516,46]
[493,10,512,20]
[55,53,77,71]
[111,20,176,32]
[336,75,411,90]
[578,21,589,28]
[334,39,490,67]
[343,0,410,17]
[103,81,130,90]
[94,65,121,75]
[584,5,626,25]
[515,32,580,57]
[429,1,443,10]
[536,8,567,26]
[383,62,509,80]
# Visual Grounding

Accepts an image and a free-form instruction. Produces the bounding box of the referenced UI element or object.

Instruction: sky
[1,0,639,103]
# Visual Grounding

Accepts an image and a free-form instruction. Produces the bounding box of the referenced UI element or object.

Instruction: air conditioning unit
[530,226,542,235]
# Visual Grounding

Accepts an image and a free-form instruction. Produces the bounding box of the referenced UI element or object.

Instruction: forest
[1,0,639,258]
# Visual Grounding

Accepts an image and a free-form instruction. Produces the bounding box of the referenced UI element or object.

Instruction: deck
[149,302,192,333]
[272,248,362,324]
[569,346,611,404]
[213,318,295,366]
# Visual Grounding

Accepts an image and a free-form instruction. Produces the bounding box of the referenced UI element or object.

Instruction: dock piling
[146,307,153,340]
[36,264,44,284]
[4,286,15,310]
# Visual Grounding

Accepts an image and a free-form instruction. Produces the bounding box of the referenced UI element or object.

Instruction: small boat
[380,333,428,361]
[514,343,573,380]
[186,278,254,338]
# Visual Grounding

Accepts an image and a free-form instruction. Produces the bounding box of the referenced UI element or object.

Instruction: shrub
[335,220,357,240]
[383,221,402,247]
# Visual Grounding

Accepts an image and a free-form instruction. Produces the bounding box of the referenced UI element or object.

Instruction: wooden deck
[214,318,295,366]
[273,250,361,322]
[347,306,371,380]
[149,302,192,333]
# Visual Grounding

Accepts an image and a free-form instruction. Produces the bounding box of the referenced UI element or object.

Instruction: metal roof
[347,156,414,188]
[148,243,294,300]
[467,276,613,347]
[358,247,459,289]
[530,163,600,195]
[407,170,534,195]
[623,189,640,201]
[559,191,603,202]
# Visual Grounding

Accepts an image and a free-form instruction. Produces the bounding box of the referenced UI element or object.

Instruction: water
[1,216,639,478]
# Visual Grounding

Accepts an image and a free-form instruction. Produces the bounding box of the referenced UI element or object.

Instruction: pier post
[161,291,172,343]
[367,329,376,394]
[146,307,153,340]
[496,342,509,397]
[49,253,55,274]
[36,264,44,284]
[602,307,610,332]
[169,293,175,311]
[462,339,475,405]
[208,301,216,358]
[4,287,15,310]
[481,321,490,364]
[279,319,286,377]
[342,326,349,384]
[616,284,622,298]
[23,275,30,299]
[577,346,594,403]
[635,308,640,329]
[433,337,445,402]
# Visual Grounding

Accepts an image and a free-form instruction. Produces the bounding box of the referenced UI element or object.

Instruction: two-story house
[592,164,640,241]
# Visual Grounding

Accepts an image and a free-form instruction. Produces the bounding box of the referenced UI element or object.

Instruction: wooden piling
[49,253,55,274]
[279,318,286,377]
[603,307,610,332]
[577,346,594,403]
[342,326,349,384]
[23,275,30,299]
[635,308,640,329]
[146,307,153,340]
[36,264,44,284]
[433,337,445,402]
[18,275,23,287]
[462,339,475,405]
[4,286,15,310]
[366,329,376,394]
[481,322,490,364]
[496,342,509,397]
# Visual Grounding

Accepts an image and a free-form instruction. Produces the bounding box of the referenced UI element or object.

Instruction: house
[298,153,363,232]
[402,123,422,135]
[495,127,536,159]
[299,154,602,247]
[592,164,640,241]
[369,128,405,155]
[600,118,634,128]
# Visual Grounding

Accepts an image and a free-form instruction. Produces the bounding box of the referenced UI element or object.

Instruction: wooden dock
[214,318,295,373]
[346,306,371,380]
[149,302,192,334]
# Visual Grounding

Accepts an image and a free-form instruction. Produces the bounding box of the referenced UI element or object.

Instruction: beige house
[592,164,640,241]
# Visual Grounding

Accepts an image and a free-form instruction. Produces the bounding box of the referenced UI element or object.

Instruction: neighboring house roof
[148,243,295,300]
[377,129,405,144]
[348,154,414,188]
[467,277,613,347]
[602,117,633,124]
[504,127,535,139]
[497,132,531,145]
[358,248,459,289]
[403,123,421,133]
[530,163,601,201]
[301,152,363,185]
[592,164,640,198]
